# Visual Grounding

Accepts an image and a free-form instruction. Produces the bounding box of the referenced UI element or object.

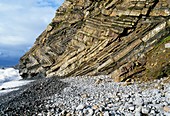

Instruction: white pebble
[142,107,150,114]
[104,111,109,116]
[129,105,135,111]
[165,43,170,48]
[76,104,85,110]
[87,109,93,116]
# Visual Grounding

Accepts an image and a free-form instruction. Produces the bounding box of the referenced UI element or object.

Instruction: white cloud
[0,35,29,46]
[0,0,64,47]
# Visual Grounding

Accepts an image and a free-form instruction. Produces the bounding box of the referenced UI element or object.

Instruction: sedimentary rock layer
[19,0,170,81]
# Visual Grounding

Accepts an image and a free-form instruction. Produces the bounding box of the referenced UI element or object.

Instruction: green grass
[158,36,170,45]
[154,35,170,49]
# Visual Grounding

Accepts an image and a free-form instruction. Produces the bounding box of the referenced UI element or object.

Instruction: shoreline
[0,75,170,115]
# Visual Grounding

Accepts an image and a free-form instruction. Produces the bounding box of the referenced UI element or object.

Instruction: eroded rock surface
[19,0,170,81]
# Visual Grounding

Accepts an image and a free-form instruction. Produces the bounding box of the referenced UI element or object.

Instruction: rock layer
[19,0,170,81]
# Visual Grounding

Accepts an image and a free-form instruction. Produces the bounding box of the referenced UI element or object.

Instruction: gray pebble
[135,112,141,116]
[104,111,110,116]
[21,75,170,116]
[83,109,88,114]
[37,113,43,116]
[135,106,142,116]
[142,107,150,114]
[150,110,155,114]
[107,103,114,108]
[134,97,143,106]
[124,112,134,116]
[87,109,93,116]
[76,104,85,110]
[129,105,135,111]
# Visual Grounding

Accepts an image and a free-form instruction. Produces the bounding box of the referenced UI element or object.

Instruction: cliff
[19,0,170,82]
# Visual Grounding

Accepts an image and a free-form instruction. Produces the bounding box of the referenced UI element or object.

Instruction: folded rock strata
[19,0,170,82]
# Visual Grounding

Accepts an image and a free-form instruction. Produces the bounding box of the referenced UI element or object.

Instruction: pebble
[1,75,170,116]
[47,112,51,116]
[165,43,170,48]
[92,105,99,110]
[163,106,170,112]
[124,112,133,116]
[150,110,155,114]
[107,103,114,108]
[115,97,120,101]
[129,105,135,111]
[165,92,170,98]
[76,104,85,110]
[134,97,143,106]
[51,76,170,116]
[66,112,71,116]
[135,106,142,116]
[141,107,150,114]
[87,109,93,116]
[103,111,109,116]
[135,112,141,116]
[38,113,43,116]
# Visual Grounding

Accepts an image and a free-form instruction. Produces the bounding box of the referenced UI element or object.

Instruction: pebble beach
[0,75,170,116]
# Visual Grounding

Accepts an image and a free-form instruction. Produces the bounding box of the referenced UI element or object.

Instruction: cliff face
[19,0,170,82]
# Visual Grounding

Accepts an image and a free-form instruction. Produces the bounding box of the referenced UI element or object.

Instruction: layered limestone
[19,0,170,82]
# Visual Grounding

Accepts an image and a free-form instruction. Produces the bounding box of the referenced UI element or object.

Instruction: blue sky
[0,0,64,66]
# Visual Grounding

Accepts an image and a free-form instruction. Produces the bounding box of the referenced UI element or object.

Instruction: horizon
[0,0,64,67]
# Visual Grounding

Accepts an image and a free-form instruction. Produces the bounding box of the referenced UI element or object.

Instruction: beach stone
[152,99,160,104]
[150,110,155,114]
[87,109,94,116]
[99,107,105,112]
[129,105,135,111]
[122,94,130,98]
[1,88,5,90]
[135,112,141,116]
[115,97,120,101]
[164,112,170,116]
[135,106,142,116]
[95,78,103,84]
[162,102,168,106]
[92,105,99,110]
[66,112,71,116]
[124,112,134,116]
[103,111,109,116]
[47,112,52,116]
[163,106,170,112]
[107,103,114,108]
[134,97,144,106]
[128,98,133,103]
[1,71,170,116]
[165,92,170,98]
[165,43,170,48]
[81,93,89,98]
[38,113,43,116]
[141,107,150,114]
[78,111,83,116]
[60,110,66,115]
[76,104,85,110]
[83,108,88,114]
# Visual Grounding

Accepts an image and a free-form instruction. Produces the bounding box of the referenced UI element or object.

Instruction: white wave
[0,80,32,90]
[0,68,22,84]
[0,68,33,96]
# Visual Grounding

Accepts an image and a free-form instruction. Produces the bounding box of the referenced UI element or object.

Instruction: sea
[0,67,32,96]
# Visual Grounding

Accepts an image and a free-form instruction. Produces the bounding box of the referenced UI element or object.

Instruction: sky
[0,0,64,66]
